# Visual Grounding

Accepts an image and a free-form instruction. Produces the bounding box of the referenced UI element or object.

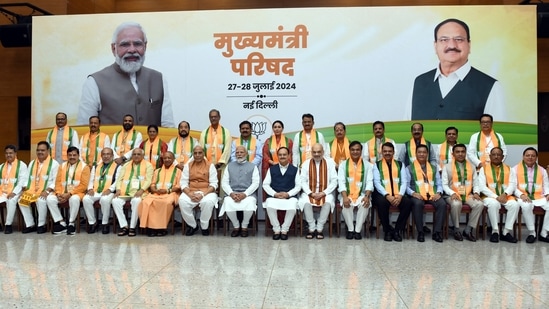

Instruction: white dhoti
[220,196,257,229]
[178,193,218,230]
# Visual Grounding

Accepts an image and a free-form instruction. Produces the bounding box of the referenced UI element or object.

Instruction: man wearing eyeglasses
[407,18,504,121]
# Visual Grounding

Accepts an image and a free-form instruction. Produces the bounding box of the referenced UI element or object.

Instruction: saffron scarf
[330,138,350,165]
[308,158,327,205]
[410,161,437,200]
[516,161,544,200]
[297,129,319,166]
[267,134,288,163]
[344,159,365,200]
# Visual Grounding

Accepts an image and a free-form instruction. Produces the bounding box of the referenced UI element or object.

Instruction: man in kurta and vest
[401,123,437,168]
[408,18,503,121]
[168,121,199,168]
[179,145,218,236]
[230,120,262,167]
[47,147,91,235]
[220,145,260,237]
[372,142,412,242]
[139,151,181,237]
[82,147,119,234]
[363,121,398,164]
[80,116,110,168]
[299,143,337,240]
[1,145,28,234]
[442,144,483,242]
[263,147,301,240]
[78,21,174,127]
[199,109,232,170]
[112,114,143,165]
[512,147,549,243]
[478,147,519,243]
[46,112,79,164]
[436,126,458,171]
[18,141,60,234]
[292,113,326,168]
[338,141,373,240]
[406,144,447,243]
[112,148,154,237]
[467,114,507,169]
[328,122,350,170]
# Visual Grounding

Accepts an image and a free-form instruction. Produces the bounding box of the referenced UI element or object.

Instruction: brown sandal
[128,228,136,237]
[117,227,129,236]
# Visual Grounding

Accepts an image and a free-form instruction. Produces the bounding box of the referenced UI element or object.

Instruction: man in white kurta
[263,146,301,240]
[299,143,337,239]
[179,145,218,236]
[467,114,507,169]
[0,145,28,234]
[220,146,259,237]
[338,141,373,240]
[292,113,326,168]
[512,147,549,243]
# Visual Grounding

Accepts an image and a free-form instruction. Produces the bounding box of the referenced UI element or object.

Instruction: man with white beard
[78,21,174,127]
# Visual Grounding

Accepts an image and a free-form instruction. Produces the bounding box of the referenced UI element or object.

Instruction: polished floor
[1,222,548,309]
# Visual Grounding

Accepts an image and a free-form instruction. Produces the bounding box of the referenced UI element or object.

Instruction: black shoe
[53,223,67,234]
[173,221,182,228]
[369,226,377,232]
[526,235,536,243]
[67,225,76,235]
[417,232,425,242]
[185,225,199,236]
[272,233,281,240]
[346,231,354,240]
[231,228,241,237]
[37,225,46,234]
[87,223,98,234]
[454,231,463,241]
[4,225,13,234]
[432,232,443,243]
[384,232,393,242]
[280,233,288,240]
[501,233,518,243]
[490,232,500,243]
[102,225,110,234]
[539,235,549,243]
[392,230,402,242]
[463,230,477,242]
[22,225,36,234]
[354,232,362,240]
[423,226,431,234]
[202,228,210,236]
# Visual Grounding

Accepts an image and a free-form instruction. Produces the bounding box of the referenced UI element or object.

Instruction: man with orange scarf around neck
[46,112,80,164]
[112,114,143,166]
[406,144,447,243]
[512,147,549,243]
[79,116,110,168]
[327,122,350,170]
[337,141,373,240]
[441,144,483,242]
[47,146,91,235]
[478,147,519,243]
[199,109,232,170]
[230,120,262,167]
[139,151,181,237]
[0,145,28,234]
[18,141,60,234]
[292,113,326,168]
[467,114,507,169]
[363,121,398,164]
[298,143,337,240]
[179,145,218,236]
[112,148,154,237]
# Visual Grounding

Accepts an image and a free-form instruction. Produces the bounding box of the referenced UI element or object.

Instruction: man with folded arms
[263,147,301,240]
[82,147,119,234]
[220,145,259,237]
[0,145,28,234]
[442,144,483,241]
[298,143,337,240]
[112,148,154,237]
[48,146,91,235]
[18,141,60,234]
[478,147,519,243]
[512,147,549,243]
[179,145,218,236]
[338,141,373,240]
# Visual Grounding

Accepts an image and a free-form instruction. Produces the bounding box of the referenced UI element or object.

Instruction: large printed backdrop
[31,6,537,163]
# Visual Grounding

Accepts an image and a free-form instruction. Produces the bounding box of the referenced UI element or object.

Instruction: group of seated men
[0,111,547,244]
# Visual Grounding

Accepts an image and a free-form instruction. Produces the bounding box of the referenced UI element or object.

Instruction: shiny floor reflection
[0,226,548,308]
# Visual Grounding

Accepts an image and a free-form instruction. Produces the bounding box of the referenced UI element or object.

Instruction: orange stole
[93,161,118,193]
[26,157,53,193]
[438,141,453,169]
[516,162,544,200]
[153,164,181,191]
[112,129,137,157]
[297,130,319,166]
[119,161,149,195]
[171,137,195,165]
[235,137,258,162]
[0,159,21,194]
[450,161,474,201]
[204,125,228,163]
[142,138,164,168]
[406,137,426,163]
[344,159,365,200]
[476,130,502,165]
[410,161,436,200]
[330,138,350,164]
[81,132,108,165]
[308,159,327,205]
[484,163,515,201]
[267,134,288,163]
[55,161,90,198]
[47,126,75,161]
[367,137,392,163]
[377,159,401,195]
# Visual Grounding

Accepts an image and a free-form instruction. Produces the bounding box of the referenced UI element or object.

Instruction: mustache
[445,48,461,53]
[123,52,141,60]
